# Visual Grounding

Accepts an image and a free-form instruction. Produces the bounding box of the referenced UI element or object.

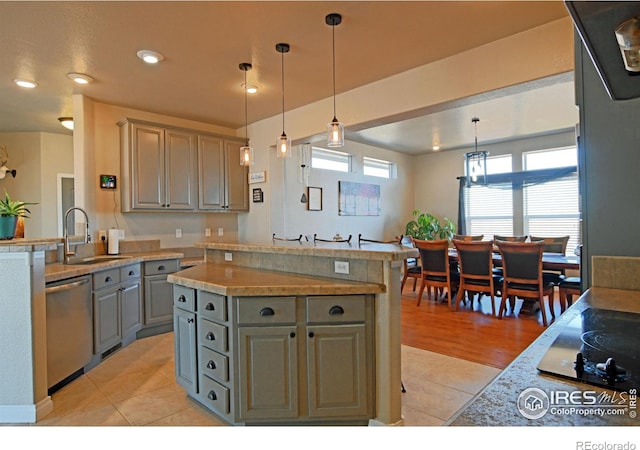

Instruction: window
[363,157,394,178]
[311,147,351,172]
[465,155,514,238]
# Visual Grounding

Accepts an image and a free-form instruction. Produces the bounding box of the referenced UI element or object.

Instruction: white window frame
[363,156,395,178]
[311,147,351,173]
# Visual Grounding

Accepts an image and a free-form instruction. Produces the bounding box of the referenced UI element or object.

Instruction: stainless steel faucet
[64,207,91,264]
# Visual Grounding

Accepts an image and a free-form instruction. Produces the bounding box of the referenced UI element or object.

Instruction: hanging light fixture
[239,63,254,166]
[465,117,488,187]
[58,117,74,130]
[276,43,292,158]
[326,13,344,148]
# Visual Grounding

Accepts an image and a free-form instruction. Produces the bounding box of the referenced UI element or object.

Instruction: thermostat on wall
[100,175,117,189]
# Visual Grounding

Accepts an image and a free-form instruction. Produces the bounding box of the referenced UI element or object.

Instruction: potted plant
[0,191,35,240]
[404,209,456,241]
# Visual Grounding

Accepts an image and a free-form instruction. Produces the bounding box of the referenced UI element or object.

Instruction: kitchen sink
[66,255,133,265]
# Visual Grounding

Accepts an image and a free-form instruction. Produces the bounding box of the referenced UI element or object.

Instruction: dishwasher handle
[46,277,91,294]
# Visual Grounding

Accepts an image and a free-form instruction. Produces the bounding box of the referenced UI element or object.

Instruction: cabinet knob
[290,332,296,338]
[105,276,112,283]
[308,331,314,338]
[207,360,216,370]
[206,332,215,341]
[187,318,194,324]
[205,303,215,311]
[178,295,186,302]
[158,265,165,271]
[128,270,135,276]
[329,305,345,316]
[260,307,275,317]
[207,391,217,401]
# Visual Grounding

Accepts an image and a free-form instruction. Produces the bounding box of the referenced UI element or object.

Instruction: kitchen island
[168,240,414,426]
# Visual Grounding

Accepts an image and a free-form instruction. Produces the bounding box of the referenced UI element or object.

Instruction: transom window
[311,147,351,173]
[363,156,394,178]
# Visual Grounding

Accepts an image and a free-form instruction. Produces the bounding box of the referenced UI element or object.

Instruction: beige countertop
[447,287,640,426]
[168,263,385,297]
[44,250,184,283]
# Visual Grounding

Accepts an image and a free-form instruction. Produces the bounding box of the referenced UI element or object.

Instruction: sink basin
[67,256,132,265]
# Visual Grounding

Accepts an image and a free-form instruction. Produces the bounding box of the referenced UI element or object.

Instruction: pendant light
[239,62,254,166]
[276,43,292,158]
[465,117,488,187]
[326,13,344,148]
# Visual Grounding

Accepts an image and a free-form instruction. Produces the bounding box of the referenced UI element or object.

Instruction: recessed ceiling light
[13,78,38,89]
[58,117,74,130]
[67,72,94,85]
[136,50,164,64]
[242,83,258,94]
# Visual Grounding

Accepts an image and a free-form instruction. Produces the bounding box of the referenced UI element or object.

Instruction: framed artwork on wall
[339,181,380,216]
[308,187,322,211]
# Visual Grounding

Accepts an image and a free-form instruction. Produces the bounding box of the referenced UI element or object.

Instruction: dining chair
[558,276,581,313]
[399,236,421,293]
[413,238,459,308]
[453,234,484,241]
[452,239,499,315]
[529,235,571,285]
[495,240,555,326]
[493,235,528,242]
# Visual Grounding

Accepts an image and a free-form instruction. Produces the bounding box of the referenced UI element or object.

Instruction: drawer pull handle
[308,331,314,338]
[208,391,217,401]
[158,265,165,271]
[207,360,216,369]
[128,270,135,276]
[290,332,296,338]
[178,295,186,302]
[105,276,112,283]
[205,303,215,311]
[187,318,194,324]
[260,307,275,317]
[206,332,215,341]
[329,305,345,316]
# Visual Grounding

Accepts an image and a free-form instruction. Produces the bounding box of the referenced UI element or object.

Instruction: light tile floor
[27,331,499,427]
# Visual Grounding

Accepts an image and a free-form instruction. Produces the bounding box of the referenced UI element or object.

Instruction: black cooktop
[537,307,640,391]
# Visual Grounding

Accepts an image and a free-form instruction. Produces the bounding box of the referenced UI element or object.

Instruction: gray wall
[576,39,640,286]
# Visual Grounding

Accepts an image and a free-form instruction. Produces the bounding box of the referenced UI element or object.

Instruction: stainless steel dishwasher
[45,274,93,392]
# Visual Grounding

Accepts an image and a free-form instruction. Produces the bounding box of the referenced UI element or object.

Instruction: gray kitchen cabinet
[143,259,180,327]
[173,286,198,395]
[198,136,249,212]
[119,118,197,212]
[93,264,142,355]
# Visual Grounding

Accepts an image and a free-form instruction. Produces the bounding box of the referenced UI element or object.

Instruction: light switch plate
[224,252,233,261]
[334,261,349,274]
[176,228,182,238]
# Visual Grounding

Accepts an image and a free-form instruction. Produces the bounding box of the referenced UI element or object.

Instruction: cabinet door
[144,274,174,326]
[131,123,166,209]
[94,288,121,354]
[224,140,249,212]
[238,326,298,420]
[198,135,225,210]
[174,307,198,394]
[120,280,142,338]
[165,129,197,210]
[306,324,369,418]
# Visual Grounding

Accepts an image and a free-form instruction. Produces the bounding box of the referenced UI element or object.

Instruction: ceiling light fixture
[465,117,488,187]
[67,72,94,85]
[58,117,74,131]
[276,43,292,159]
[136,50,164,64]
[615,16,640,72]
[326,13,344,148]
[13,78,37,89]
[242,83,258,94]
[239,63,254,167]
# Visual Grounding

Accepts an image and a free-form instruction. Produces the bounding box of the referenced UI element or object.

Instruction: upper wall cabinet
[198,136,249,212]
[119,119,197,212]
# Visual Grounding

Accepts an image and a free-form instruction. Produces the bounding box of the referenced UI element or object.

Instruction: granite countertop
[45,250,184,283]
[168,263,386,296]
[447,287,640,426]
[0,237,59,252]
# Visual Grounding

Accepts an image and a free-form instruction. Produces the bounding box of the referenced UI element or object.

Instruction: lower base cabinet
[173,286,374,425]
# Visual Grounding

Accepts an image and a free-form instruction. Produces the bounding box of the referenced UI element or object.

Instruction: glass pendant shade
[327,117,344,148]
[277,132,292,158]
[240,145,254,166]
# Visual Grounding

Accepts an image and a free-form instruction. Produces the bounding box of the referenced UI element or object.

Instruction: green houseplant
[0,190,36,239]
[404,209,456,241]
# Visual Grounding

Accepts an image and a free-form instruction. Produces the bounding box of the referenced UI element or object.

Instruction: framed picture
[339,181,381,216]
[308,187,322,211]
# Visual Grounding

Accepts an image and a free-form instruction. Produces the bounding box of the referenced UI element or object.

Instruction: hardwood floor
[401,286,560,369]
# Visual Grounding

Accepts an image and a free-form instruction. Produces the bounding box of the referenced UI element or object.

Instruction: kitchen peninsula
[168,240,415,426]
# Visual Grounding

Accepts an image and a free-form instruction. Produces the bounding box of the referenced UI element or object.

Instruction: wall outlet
[224,252,233,261]
[118,229,125,239]
[176,228,182,238]
[334,261,350,274]
[205,227,211,237]
[98,230,107,242]
[218,227,224,237]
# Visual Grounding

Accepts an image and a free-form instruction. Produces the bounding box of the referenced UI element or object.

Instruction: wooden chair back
[414,239,450,275]
[529,235,570,254]
[494,235,528,242]
[453,234,484,241]
[452,239,497,314]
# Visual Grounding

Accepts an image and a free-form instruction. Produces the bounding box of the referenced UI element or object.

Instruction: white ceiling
[0,1,576,154]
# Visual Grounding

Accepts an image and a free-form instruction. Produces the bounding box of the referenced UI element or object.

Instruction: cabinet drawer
[200,345,229,382]
[236,297,296,325]
[144,259,179,275]
[199,318,228,353]
[198,291,226,322]
[174,285,196,312]
[93,268,120,290]
[306,295,366,324]
[200,374,230,415]
[120,263,141,282]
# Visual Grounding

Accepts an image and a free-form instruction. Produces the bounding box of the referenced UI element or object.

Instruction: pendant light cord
[244,69,249,146]
[332,22,337,120]
[281,49,286,134]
